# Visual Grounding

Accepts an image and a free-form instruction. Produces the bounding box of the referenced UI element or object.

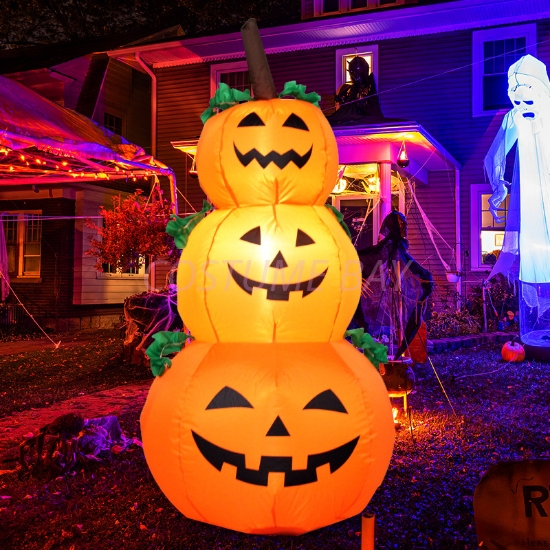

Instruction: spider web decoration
[123,286,183,361]
[0,75,175,187]
[19,414,142,477]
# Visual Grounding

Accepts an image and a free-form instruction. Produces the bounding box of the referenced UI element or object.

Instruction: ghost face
[508,85,548,120]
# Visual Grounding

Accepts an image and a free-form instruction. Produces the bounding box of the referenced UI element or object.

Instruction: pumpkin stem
[241,18,277,100]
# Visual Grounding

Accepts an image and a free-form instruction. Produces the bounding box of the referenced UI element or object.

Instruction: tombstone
[474,460,550,549]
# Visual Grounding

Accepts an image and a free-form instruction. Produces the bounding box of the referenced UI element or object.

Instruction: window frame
[335,45,379,95]
[2,210,42,280]
[103,111,125,137]
[472,24,537,117]
[470,183,510,271]
[98,258,147,278]
[210,60,250,97]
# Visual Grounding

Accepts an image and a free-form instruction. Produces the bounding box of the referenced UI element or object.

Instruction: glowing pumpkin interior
[196,99,339,208]
[177,204,361,342]
[141,340,395,535]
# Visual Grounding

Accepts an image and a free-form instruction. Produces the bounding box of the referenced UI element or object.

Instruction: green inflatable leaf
[345,328,388,371]
[145,331,193,376]
[166,200,212,250]
[325,204,352,240]
[201,83,252,123]
[278,81,321,107]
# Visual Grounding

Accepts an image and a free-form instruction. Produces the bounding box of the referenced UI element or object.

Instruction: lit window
[472,25,536,116]
[102,260,146,276]
[210,61,251,97]
[335,46,378,95]
[480,193,509,266]
[2,213,42,277]
[470,184,510,269]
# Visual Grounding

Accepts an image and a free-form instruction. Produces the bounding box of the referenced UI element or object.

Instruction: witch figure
[328,56,386,126]
[485,54,550,359]
[353,211,434,360]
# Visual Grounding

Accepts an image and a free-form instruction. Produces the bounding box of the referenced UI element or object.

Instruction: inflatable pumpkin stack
[141,19,395,535]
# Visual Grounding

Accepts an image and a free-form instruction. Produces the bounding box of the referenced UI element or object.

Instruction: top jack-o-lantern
[196,99,338,208]
[196,21,338,209]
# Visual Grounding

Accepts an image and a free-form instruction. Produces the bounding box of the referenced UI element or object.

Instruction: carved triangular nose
[266,416,290,436]
[270,251,288,269]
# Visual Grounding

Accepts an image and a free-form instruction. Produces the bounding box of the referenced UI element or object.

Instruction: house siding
[155,48,337,213]
[156,63,210,214]
[407,171,458,310]
[73,187,150,307]
[377,25,550,297]
[126,70,152,152]
[94,59,151,152]
[0,198,75,319]
[152,18,549,302]
[0,186,148,328]
[302,0,314,19]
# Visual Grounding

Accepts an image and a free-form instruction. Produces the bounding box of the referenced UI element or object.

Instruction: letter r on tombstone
[523,485,549,517]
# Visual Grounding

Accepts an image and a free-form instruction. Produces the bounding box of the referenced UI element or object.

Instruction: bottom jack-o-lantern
[141,341,395,535]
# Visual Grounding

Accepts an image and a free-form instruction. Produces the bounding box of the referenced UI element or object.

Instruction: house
[0,28,182,331]
[99,0,550,309]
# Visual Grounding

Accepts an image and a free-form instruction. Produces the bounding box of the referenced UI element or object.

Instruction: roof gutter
[106,0,550,68]
[134,53,178,214]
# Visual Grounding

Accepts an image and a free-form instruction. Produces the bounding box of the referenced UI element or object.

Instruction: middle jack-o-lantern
[177,203,361,342]
[141,340,395,535]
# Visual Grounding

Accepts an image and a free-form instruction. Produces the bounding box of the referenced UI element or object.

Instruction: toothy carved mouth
[234,144,313,169]
[192,431,359,487]
[228,265,328,301]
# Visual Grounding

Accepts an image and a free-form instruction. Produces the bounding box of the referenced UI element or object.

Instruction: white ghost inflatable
[485,55,550,356]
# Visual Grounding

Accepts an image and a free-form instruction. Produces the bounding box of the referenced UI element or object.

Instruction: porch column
[379,161,392,224]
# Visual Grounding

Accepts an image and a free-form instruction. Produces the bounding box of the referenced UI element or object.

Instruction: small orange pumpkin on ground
[501,340,525,362]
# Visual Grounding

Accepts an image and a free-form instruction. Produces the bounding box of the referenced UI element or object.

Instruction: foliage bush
[85,187,179,273]
[467,274,519,332]
[427,309,480,339]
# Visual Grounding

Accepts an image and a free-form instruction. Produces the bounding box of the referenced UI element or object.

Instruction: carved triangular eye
[304,390,347,413]
[238,112,265,127]
[282,113,309,131]
[296,229,315,247]
[206,387,253,410]
[240,226,261,245]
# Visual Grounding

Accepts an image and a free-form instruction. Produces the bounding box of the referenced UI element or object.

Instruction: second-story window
[104,112,124,136]
[472,25,536,117]
[316,0,406,16]
[210,61,252,97]
[335,46,379,95]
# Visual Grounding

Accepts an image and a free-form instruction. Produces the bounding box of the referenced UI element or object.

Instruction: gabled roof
[106,0,550,70]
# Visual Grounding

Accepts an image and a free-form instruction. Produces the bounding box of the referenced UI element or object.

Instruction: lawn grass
[0,329,152,418]
[1,337,549,549]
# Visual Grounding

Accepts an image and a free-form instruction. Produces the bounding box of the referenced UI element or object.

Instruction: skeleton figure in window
[334,56,384,118]
[485,54,550,284]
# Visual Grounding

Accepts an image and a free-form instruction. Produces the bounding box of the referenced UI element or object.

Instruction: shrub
[467,275,518,332]
[85,188,179,273]
[427,309,480,339]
